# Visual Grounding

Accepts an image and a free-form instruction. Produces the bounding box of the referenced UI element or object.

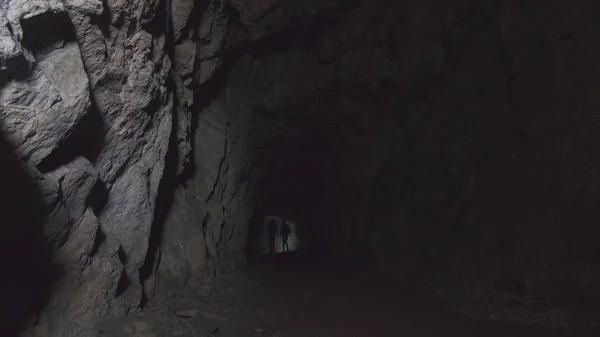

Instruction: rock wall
[2,0,600,336]
[1,0,171,336]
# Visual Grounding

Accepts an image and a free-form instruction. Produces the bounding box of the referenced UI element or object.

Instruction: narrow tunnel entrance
[256,216,300,254]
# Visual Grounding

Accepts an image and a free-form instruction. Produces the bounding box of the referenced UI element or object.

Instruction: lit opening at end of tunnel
[259,216,300,254]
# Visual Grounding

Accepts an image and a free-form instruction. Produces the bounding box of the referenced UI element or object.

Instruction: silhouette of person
[266,219,279,253]
[280,220,291,252]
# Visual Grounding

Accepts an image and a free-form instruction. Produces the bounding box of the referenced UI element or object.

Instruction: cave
[2,0,600,336]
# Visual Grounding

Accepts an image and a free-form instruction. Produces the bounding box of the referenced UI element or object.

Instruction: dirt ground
[97,253,600,337]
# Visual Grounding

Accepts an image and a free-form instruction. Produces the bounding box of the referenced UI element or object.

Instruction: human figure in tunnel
[280,220,292,252]
[267,219,279,253]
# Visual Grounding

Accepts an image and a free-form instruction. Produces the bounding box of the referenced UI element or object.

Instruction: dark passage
[0,133,59,336]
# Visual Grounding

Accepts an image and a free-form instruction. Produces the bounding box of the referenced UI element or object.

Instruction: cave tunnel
[3,0,600,336]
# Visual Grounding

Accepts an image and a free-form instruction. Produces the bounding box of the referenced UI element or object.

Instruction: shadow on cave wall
[0,133,60,335]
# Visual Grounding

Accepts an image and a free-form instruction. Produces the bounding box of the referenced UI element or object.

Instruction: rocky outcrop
[1,0,170,335]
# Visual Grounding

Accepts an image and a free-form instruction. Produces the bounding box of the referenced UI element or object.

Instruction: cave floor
[98,253,599,337]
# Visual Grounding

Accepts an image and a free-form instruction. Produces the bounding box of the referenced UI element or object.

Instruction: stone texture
[34,167,71,247]
[63,0,103,16]
[1,0,172,335]
[48,157,98,222]
[0,44,91,165]
[0,6,29,78]
[171,0,195,41]
[156,185,206,293]
[123,321,156,337]
[172,74,192,175]
[174,40,194,77]
[99,164,155,287]
[194,2,227,84]
[56,208,99,267]
[33,256,125,337]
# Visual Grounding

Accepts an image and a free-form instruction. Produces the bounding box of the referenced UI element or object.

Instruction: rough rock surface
[1,0,170,335]
[2,0,600,336]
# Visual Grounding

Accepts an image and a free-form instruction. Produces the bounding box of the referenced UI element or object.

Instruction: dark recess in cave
[87,179,110,215]
[142,0,168,37]
[20,11,77,56]
[91,0,112,38]
[0,131,61,336]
